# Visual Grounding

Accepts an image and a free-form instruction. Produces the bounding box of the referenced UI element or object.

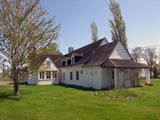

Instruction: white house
[27,38,150,89]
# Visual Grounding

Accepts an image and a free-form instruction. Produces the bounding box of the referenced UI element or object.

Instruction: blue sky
[41,0,160,54]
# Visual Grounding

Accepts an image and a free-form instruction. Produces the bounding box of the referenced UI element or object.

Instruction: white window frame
[39,71,45,80]
[52,71,57,79]
[46,71,51,79]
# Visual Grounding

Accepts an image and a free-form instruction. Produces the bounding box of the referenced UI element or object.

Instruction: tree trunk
[13,75,19,96]
[12,65,19,96]
[150,69,152,78]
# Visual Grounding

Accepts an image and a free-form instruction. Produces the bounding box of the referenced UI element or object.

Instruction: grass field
[0,79,160,120]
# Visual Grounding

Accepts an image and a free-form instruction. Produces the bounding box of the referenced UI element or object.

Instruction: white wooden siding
[110,41,131,60]
[27,57,59,85]
[60,66,103,89]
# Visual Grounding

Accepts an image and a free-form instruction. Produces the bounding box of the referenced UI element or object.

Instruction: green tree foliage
[38,43,62,55]
[91,21,99,42]
[109,0,128,48]
[0,0,60,95]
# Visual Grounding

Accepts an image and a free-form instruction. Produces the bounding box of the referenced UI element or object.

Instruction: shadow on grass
[0,91,20,102]
[56,83,98,91]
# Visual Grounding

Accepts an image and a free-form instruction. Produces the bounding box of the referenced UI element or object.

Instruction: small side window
[63,72,65,80]
[46,61,51,69]
[76,71,79,80]
[81,70,83,74]
[70,72,73,80]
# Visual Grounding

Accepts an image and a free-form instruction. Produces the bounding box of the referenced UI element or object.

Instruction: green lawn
[0,79,160,120]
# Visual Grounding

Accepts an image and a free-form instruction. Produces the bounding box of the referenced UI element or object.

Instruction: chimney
[68,47,74,53]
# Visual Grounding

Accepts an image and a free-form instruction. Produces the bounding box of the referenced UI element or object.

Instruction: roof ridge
[65,38,107,55]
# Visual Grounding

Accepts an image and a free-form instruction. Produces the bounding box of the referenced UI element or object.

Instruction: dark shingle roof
[83,41,117,67]
[33,54,65,68]
[102,59,150,68]
[63,38,118,66]
[36,38,150,69]
[65,38,106,57]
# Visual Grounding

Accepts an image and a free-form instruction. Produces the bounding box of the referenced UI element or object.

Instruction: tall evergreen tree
[91,21,99,42]
[109,0,128,48]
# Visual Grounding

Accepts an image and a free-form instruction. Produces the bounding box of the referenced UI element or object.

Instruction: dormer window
[75,56,82,63]
[46,61,51,69]
[62,61,65,66]
[67,59,71,65]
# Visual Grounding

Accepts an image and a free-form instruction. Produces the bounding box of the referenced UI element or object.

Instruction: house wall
[27,57,59,85]
[110,42,131,60]
[38,57,59,84]
[27,72,38,84]
[101,68,114,89]
[114,68,139,89]
[60,65,103,89]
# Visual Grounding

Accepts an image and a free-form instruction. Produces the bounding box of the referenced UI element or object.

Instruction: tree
[109,0,128,48]
[131,47,142,62]
[0,0,60,96]
[38,43,62,55]
[143,48,157,78]
[91,21,99,42]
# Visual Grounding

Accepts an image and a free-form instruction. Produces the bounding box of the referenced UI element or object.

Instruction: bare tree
[0,0,60,95]
[131,47,142,62]
[144,48,157,78]
[109,0,128,48]
[91,21,99,42]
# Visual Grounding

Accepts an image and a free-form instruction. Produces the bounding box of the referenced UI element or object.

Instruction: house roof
[62,38,150,69]
[102,59,150,68]
[65,38,108,57]
[82,41,118,67]
[32,54,65,68]
[35,38,150,69]
[63,38,117,66]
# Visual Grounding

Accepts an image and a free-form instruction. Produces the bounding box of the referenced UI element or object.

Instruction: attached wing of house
[27,38,150,89]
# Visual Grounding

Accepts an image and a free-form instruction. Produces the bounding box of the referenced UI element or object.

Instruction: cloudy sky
[41,0,160,54]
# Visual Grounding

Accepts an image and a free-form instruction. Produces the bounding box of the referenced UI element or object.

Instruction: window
[75,56,82,63]
[52,71,57,79]
[76,71,79,80]
[63,72,65,80]
[39,71,45,79]
[112,71,114,79]
[46,71,51,79]
[70,72,73,80]
[46,61,51,69]
[81,70,83,74]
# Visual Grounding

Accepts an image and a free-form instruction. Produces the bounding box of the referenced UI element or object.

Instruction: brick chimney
[68,47,74,53]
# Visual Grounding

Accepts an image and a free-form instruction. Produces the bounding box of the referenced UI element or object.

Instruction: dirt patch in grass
[0,81,12,86]
[93,89,140,101]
